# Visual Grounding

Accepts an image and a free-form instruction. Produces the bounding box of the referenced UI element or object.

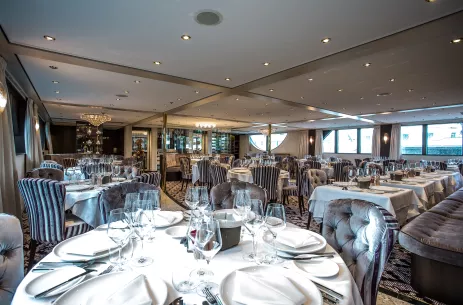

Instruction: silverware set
[277,252,335,261]
[203,287,224,305]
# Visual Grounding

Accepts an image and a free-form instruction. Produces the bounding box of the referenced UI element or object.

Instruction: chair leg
[27,239,38,273]
[307,212,313,230]
[298,196,303,216]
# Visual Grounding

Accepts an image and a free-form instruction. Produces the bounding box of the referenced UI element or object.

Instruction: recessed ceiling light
[376,103,381,106]
[309,120,315,122]
[52,81,59,84]
[425,0,436,2]
[451,38,462,44]
[408,89,414,92]
[44,35,55,41]
[263,62,270,66]
[389,78,395,82]
[364,63,371,67]
[235,98,239,101]
[195,91,199,94]
[225,78,231,81]
[360,97,364,100]
[381,112,392,115]
[134,80,141,84]
[321,38,331,43]
[124,90,129,94]
[54,91,59,94]
[49,66,58,70]
[421,97,426,100]
[308,78,313,82]
[338,89,343,92]
[153,61,162,65]
[300,96,304,99]
[177,98,181,101]
[269,89,274,92]
[116,98,121,101]
[181,34,191,40]
[377,92,391,97]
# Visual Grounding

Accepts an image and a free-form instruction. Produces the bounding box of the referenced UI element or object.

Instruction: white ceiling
[1,1,463,132]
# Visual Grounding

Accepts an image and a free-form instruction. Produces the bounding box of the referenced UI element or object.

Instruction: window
[249,133,287,151]
[426,123,462,155]
[401,125,423,155]
[360,128,373,154]
[322,131,335,153]
[337,129,358,153]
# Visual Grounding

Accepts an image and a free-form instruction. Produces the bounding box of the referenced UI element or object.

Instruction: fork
[203,288,223,305]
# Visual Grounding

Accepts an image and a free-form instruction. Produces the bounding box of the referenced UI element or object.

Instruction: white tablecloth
[309,185,420,226]
[381,180,437,210]
[191,163,230,184]
[12,222,362,305]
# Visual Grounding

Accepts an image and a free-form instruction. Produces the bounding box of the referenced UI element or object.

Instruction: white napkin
[64,231,118,256]
[232,271,306,305]
[155,212,177,226]
[276,229,320,249]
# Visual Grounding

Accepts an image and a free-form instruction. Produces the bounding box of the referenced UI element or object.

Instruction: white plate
[53,232,125,262]
[294,258,340,278]
[347,187,363,192]
[219,266,322,305]
[65,184,93,192]
[111,177,126,182]
[25,266,87,297]
[401,181,417,185]
[370,186,400,193]
[165,226,187,239]
[155,211,183,228]
[231,169,250,174]
[54,272,168,305]
[269,227,327,255]
[332,182,351,187]
[366,189,385,194]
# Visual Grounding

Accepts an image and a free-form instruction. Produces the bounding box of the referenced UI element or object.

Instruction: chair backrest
[40,161,64,171]
[322,199,399,305]
[210,181,267,210]
[197,159,212,184]
[232,159,242,168]
[62,158,78,168]
[136,172,161,187]
[250,166,280,201]
[0,214,24,304]
[26,168,64,181]
[304,160,321,169]
[99,182,159,224]
[42,160,57,164]
[228,155,235,167]
[286,156,298,179]
[333,162,350,181]
[354,159,362,167]
[439,162,447,170]
[295,164,310,197]
[210,164,228,187]
[459,164,463,175]
[179,157,191,179]
[307,169,327,196]
[17,178,66,243]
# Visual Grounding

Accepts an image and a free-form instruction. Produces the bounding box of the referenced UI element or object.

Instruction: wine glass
[141,190,161,242]
[194,219,222,297]
[348,167,356,187]
[197,186,210,214]
[233,189,251,218]
[131,200,154,267]
[242,199,264,261]
[261,203,286,264]
[185,186,200,211]
[107,208,133,271]
[65,167,75,184]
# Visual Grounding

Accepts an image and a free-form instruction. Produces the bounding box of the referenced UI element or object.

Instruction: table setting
[13,186,362,305]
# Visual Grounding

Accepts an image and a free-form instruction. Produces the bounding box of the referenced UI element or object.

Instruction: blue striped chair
[17,178,91,271]
[282,165,310,215]
[40,161,64,171]
[251,166,281,202]
[320,199,399,305]
[210,164,228,187]
[136,172,161,187]
[179,157,192,190]
[197,159,212,188]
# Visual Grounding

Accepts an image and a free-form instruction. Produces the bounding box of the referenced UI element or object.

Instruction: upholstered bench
[399,198,463,304]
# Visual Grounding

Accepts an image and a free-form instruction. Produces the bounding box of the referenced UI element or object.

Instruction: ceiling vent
[195,10,222,26]
[115,94,128,98]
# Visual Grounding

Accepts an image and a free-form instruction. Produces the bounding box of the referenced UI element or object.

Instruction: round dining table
[13,222,362,305]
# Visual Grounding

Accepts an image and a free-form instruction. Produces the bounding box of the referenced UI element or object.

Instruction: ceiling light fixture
[153,61,162,65]
[124,90,129,94]
[364,63,371,67]
[338,89,343,92]
[44,35,55,41]
[308,78,313,82]
[309,120,315,122]
[263,62,270,66]
[225,78,231,81]
[321,38,331,43]
[235,98,239,101]
[195,122,216,129]
[269,89,274,92]
[54,91,59,94]
[259,128,276,136]
[181,34,191,40]
[52,81,59,84]
[81,113,112,126]
[195,91,199,94]
[49,66,58,70]
[408,89,414,92]
[116,98,121,101]
[389,78,395,82]
[451,38,461,44]
[134,80,141,84]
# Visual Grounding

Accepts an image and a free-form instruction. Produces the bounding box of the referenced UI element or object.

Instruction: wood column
[266,124,272,153]
[161,113,167,191]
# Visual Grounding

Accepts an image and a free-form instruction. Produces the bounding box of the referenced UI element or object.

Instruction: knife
[277,252,335,260]
[34,269,96,299]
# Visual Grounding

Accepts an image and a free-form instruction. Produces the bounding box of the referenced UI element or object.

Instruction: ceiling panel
[19,55,219,113]
[139,115,251,129]
[289,118,372,130]
[2,0,462,86]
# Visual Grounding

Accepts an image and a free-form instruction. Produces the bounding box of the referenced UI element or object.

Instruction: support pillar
[150,127,158,171]
[124,125,132,158]
[266,124,272,154]
[161,114,167,191]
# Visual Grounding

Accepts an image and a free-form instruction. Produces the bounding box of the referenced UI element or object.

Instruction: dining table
[309,185,420,226]
[12,221,363,305]
[381,179,438,210]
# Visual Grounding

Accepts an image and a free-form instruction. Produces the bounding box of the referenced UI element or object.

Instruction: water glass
[185,186,199,210]
[260,203,286,264]
[242,199,264,261]
[131,200,155,267]
[107,209,133,271]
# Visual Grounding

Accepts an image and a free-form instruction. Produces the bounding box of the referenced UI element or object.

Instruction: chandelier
[0,84,7,114]
[195,122,216,129]
[259,128,276,136]
[81,113,111,126]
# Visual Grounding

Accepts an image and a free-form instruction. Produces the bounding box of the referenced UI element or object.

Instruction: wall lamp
[383,133,389,144]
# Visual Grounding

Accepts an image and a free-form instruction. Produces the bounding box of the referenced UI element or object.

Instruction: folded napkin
[64,231,118,256]
[155,212,177,226]
[86,274,152,305]
[276,230,320,249]
[233,271,306,305]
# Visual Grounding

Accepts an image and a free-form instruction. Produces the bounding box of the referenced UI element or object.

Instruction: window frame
[400,125,424,156]
[425,123,463,156]
[336,128,359,154]
[249,132,288,152]
[323,127,374,154]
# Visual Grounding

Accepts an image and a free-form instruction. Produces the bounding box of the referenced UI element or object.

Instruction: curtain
[45,121,53,154]
[314,129,323,156]
[0,57,21,218]
[372,125,381,157]
[25,98,43,171]
[298,130,309,158]
[390,124,401,160]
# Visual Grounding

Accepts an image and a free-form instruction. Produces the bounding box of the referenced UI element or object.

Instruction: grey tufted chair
[307,169,327,196]
[26,167,64,181]
[321,199,399,305]
[211,181,267,211]
[0,214,23,304]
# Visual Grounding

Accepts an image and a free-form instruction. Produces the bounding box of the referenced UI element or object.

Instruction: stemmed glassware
[141,190,161,243]
[242,199,264,261]
[197,186,210,215]
[107,208,133,271]
[185,186,200,211]
[194,218,222,296]
[65,167,75,184]
[261,203,286,264]
[233,189,251,218]
[132,200,154,267]
[347,167,357,187]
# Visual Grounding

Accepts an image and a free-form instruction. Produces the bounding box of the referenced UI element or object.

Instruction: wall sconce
[383,133,389,144]
[309,136,314,144]
[35,117,40,131]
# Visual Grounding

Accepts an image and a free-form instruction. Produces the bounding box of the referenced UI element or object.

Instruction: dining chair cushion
[26,168,64,181]
[211,181,267,210]
[62,158,78,168]
[308,169,327,195]
[179,157,192,179]
[39,161,64,171]
[210,164,228,187]
[0,214,24,305]
[250,166,280,201]
[136,172,161,187]
[322,199,399,305]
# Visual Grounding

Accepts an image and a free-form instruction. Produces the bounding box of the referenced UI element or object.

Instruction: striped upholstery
[136,172,161,187]
[210,164,228,187]
[17,178,91,243]
[251,166,280,201]
[232,159,242,168]
[179,157,192,179]
[304,160,321,169]
[333,162,351,181]
[197,159,212,185]
[321,199,398,305]
[63,158,78,168]
[286,157,298,179]
[228,155,235,167]
[40,162,64,171]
